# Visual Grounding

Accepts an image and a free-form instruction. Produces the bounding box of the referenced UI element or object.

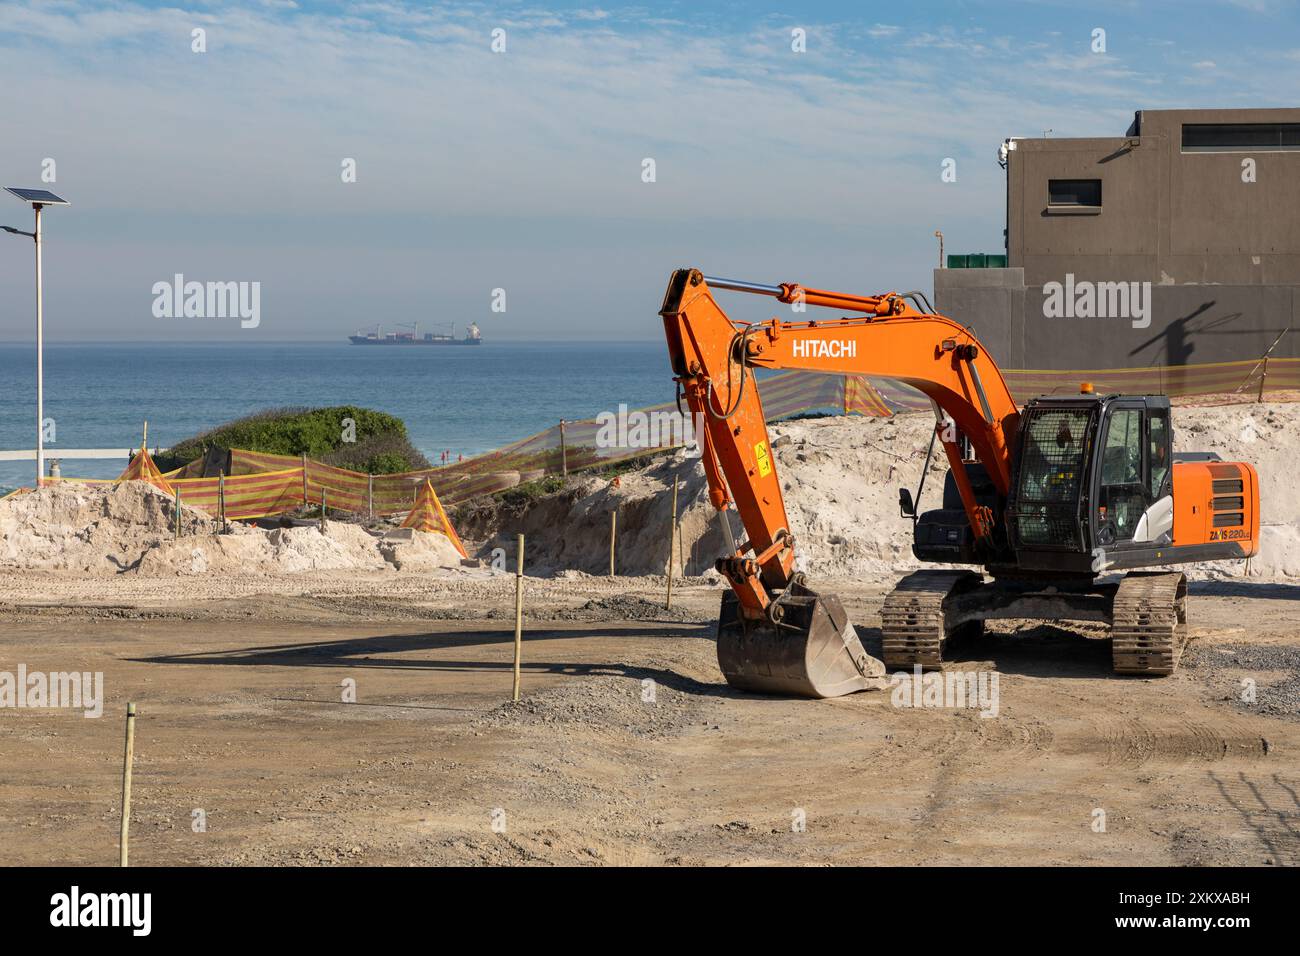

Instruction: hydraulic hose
[707,323,756,420]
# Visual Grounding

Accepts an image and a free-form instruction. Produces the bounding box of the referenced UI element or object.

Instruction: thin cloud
[0,1,1294,339]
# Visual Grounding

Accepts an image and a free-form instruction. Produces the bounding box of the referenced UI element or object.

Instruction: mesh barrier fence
[42,466,310,520]
[1002,358,1300,401]
[38,360,1299,520]
[172,469,307,520]
[402,479,469,557]
[118,445,174,494]
[203,371,898,514]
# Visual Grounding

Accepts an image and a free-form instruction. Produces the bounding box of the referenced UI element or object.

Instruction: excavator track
[1111,571,1188,676]
[880,570,983,670]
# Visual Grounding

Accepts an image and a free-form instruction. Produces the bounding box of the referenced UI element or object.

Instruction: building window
[1182,123,1300,152]
[1048,178,1102,208]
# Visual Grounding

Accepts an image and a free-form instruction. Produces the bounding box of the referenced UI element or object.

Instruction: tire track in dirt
[1053,713,1269,768]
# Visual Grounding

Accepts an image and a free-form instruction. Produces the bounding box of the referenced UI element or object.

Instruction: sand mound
[0,481,470,577]
[474,667,710,738]
[135,522,391,576]
[377,528,469,571]
[466,402,1300,583]
[0,481,214,573]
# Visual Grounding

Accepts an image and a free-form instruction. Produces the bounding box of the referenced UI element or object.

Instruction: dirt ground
[1,570,1297,867]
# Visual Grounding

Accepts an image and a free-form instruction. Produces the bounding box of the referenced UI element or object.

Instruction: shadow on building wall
[1129,302,1249,391]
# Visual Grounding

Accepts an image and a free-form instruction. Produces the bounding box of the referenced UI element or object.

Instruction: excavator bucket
[716,582,887,698]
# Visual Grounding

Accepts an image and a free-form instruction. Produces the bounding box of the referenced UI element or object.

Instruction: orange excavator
[659,269,1260,697]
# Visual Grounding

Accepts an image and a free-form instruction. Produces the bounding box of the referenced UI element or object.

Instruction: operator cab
[909,393,1176,574]
[1007,393,1173,573]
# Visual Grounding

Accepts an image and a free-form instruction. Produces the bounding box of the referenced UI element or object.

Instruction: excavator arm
[659,268,1022,697]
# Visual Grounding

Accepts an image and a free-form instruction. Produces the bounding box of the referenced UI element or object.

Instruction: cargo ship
[348,322,482,345]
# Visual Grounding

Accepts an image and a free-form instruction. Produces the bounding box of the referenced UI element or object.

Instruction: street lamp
[4,186,69,486]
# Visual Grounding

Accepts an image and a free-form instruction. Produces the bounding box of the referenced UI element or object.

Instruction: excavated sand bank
[460,402,1300,582]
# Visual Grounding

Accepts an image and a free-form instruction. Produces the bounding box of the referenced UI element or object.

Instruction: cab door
[1094,402,1145,546]
[1091,399,1171,549]
[1138,405,1174,544]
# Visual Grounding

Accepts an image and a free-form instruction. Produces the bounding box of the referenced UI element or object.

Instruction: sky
[0,0,1298,342]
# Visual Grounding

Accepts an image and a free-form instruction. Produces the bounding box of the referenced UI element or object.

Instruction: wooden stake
[301,452,308,505]
[678,493,686,577]
[119,702,136,867]
[512,533,525,703]
[666,474,679,609]
[609,509,617,576]
[1234,325,1290,398]
[174,487,182,539]
[320,487,328,532]
[367,474,374,520]
[559,420,568,477]
[218,473,228,534]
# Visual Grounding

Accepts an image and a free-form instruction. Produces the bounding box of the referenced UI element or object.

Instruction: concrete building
[936,108,1300,374]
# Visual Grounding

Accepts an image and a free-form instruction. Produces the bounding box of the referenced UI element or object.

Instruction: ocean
[0,341,680,491]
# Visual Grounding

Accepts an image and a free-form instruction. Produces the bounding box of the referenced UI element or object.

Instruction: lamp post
[4,187,69,486]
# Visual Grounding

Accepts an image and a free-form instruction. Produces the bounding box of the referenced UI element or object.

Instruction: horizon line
[0,337,666,346]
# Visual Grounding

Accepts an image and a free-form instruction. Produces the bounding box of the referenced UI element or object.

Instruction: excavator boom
[660,268,1021,696]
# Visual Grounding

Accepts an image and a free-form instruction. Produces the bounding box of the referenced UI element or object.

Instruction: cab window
[1149,411,1170,497]
[1101,409,1141,485]
[1013,407,1092,547]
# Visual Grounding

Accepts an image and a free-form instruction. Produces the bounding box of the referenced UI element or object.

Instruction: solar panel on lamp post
[4,187,70,487]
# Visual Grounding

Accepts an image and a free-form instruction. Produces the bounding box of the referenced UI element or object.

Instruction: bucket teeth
[716,587,886,698]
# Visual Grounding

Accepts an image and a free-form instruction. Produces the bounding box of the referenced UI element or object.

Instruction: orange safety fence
[117,445,174,495]
[31,361,1298,520]
[39,468,308,520]
[1001,358,1300,401]
[401,479,468,557]
[394,371,908,508]
[170,468,307,520]
[150,371,899,517]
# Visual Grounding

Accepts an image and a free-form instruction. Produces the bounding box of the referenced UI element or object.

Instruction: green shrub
[156,406,430,475]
